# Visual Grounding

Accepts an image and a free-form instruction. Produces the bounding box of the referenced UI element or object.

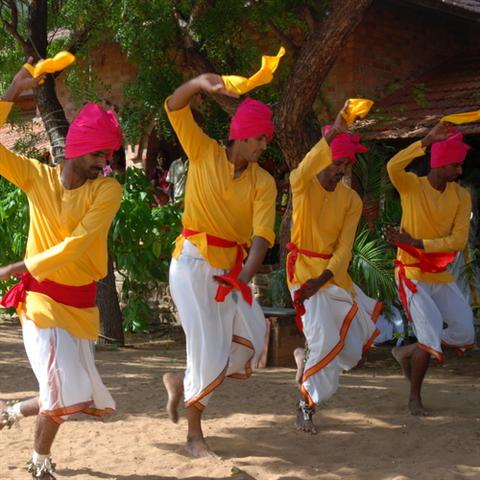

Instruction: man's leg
[0,397,40,430]
[392,343,417,380]
[408,346,430,416]
[185,405,217,458]
[34,416,60,454]
[293,348,306,387]
[162,371,184,423]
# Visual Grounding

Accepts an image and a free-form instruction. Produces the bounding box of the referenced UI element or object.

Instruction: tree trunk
[276,0,373,169]
[96,254,125,346]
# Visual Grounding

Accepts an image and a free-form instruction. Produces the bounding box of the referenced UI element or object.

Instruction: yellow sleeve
[164,98,217,163]
[423,188,471,253]
[290,138,332,194]
[252,170,277,247]
[326,192,362,277]
[0,101,36,191]
[386,141,425,194]
[25,180,122,281]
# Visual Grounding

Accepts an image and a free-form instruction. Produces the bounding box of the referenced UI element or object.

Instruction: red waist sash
[286,242,333,332]
[394,242,456,322]
[0,272,97,309]
[182,228,252,305]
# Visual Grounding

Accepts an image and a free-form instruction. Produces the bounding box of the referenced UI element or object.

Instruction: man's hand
[0,261,27,280]
[297,269,334,301]
[324,100,348,145]
[1,58,46,102]
[383,225,423,249]
[0,265,13,281]
[197,73,239,99]
[421,122,453,148]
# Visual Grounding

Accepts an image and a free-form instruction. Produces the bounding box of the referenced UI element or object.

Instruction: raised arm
[0,61,45,190]
[167,74,238,111]
[290,103,348,193]
[386,122,451,194]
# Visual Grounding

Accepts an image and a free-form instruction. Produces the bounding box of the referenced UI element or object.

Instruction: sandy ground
[1,318,480,480]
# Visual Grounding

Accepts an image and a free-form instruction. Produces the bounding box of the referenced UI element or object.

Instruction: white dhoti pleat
[22,317,115,424]
[169,240,268,410]
[292,284,381,408]
[402,280,475,363]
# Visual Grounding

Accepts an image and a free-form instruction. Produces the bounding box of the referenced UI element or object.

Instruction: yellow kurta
[387,141,471,283]
[0,101,122,339]
[288,138,362,291]
[165,99,276,270]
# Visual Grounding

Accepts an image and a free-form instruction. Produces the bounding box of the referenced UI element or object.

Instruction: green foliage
[110,167,182,332]
[0,178,28,297]
[350,227,397,316]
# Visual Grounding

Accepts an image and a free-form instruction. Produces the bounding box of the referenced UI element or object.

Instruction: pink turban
[323,125,368,164]
[430,131,470,168]
[65,103,122,160]
[229,98,275,141]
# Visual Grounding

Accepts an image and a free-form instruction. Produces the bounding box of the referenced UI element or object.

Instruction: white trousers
[292,284,381,408]
[22,317,115,423]
[169,240,268,410]
[402,280,475,363]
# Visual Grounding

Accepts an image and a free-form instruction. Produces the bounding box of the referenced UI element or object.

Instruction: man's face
[239,135,268,163]
[441,162,463,182]
[323,157,351,186]
[74,150,109,179]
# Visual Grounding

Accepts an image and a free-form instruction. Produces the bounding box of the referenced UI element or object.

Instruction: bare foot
[409,397,429,416]
[162,372,183,423]
[392,346,412,380]
[186,437,219,458]
[293,348,305,387]
[295,405,317,434]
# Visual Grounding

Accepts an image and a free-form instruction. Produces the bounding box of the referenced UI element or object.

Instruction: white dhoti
[292,284,381,408]
[22,317,115,424]
[401,280,475,363]
[169,240,268,410]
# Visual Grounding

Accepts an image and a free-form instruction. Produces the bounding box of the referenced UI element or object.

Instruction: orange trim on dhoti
[441,340,474,350]
[418,342,444,365]
[232,335,254,350]
[362,300,383,353]
[185,364,228,409]
[228,334,255,379]
[301,303,359,408]
[362,328,380,354]
[40,401,115,424]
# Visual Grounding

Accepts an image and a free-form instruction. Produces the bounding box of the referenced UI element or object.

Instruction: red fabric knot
[394,242,456,322]
[182,228,252,305]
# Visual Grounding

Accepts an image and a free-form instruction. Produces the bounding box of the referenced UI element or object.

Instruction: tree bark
[96,254,125,346]
[276,0,374,169]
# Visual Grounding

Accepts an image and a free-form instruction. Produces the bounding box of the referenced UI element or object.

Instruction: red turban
[323,125,368,164]
[430,131,470,168]
[228,98,274,141]
[65,103,122,160]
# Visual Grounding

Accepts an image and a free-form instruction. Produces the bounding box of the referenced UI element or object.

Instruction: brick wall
[55,41,138,122]
[316,0,476,120]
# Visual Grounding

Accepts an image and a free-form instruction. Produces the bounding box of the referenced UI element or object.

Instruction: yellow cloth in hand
[23,51,75,79]
[222,46,285,95]
[441,110,480,124]
[341,98,374,126]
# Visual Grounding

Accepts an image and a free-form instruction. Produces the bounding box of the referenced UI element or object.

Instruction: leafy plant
[110,167,182,332]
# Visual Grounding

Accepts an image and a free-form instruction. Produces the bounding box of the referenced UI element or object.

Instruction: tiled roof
[0,118,50,152]
[361,53,480,140]
[407,0,480,18]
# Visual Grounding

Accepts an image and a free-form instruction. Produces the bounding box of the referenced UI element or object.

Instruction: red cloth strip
[182,228,252,305]
[0,272,97,309]
[285,242,332,283]
[394,243,456,322]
